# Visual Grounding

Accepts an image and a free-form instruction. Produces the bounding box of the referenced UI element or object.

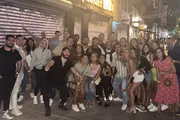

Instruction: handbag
[95,77,101,85]
[164,78,172,87]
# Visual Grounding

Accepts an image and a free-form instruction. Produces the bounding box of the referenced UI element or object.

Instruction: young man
[10,35,30,116]
[44,47,83,116]
[73,34,80,48]
[0,35,22,119]
[112,44,128,111]
[81,37,89,53]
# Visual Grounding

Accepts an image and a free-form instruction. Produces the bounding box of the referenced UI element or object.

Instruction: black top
[138,56,152,73]
[47,56,73,85]
[168,43,180,74]
[100,62,112,78]
[0,47,22,78]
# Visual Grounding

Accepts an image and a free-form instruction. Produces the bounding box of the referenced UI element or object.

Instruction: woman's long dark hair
[26,38,36,55]
[142,44,151,56]
[76,44,85,55]
[154,47,167,61]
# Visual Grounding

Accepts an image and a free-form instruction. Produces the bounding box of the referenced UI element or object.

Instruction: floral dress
[154,57,179,104]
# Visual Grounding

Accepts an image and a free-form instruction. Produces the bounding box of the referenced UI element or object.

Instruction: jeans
[113,77,128,104]
[21,68,36,94]
[145,70,152,83]
[84,77,95,101]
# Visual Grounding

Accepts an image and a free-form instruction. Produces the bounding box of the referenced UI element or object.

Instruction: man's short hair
[16,35,23,39]
[6,35,14,41]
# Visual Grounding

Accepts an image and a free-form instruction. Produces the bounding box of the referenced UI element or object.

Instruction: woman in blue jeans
[85,53,101,107]
[18,38,36,102]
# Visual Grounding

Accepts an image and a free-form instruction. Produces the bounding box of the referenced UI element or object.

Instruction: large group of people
[0,27,180,119]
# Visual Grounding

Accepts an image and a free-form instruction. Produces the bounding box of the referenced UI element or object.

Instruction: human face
[106,41,112,50]
[131,39,138,48]
[6,37,15,48]
[76,45,83,54]
[143,45,150,54]
[115,45,121,54]
[40,40,47,49]
[91,53,98,63]
[99,55,105,64]
[156,49,163,60]
[82,38,89,46]
[41,31,46,39]
[120,38,126,46]
[92,39,98,46]
[81,55,89,64]
[62,49,70,59]
[74,35,80,43]
[98,34,104,42]
[16,37,23,47]
[21,39,27,47]
[152,42,158,50]
[110,33,117,41]
[66,38,74,47]
[123,49,130,59]
[130,49,136,58]
[28,39,35,47]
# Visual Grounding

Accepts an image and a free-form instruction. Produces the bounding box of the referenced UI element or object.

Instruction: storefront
[0,0,73,47]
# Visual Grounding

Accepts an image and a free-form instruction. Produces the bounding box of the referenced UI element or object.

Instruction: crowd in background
[0,27,180,119]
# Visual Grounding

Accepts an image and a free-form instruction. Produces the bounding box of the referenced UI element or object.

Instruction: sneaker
[33,96,38,104]
[40,95,44,104]
[59,104,69,111]
[49,99,53,106]
[161,104,168,111]
[136,105,147,112]
[147,103,155,110]
[11,109,22,116]
[2,110,13,119]
[104,97,107,101]
[149,106,158,112]
[18,95,24,102]
[176,109,180,116]
[121,104,127,111]
[109,94,113,101]
[30,92,34,99]
[113,97,123,102]
[79,103,86,110]
[72,104,80,112]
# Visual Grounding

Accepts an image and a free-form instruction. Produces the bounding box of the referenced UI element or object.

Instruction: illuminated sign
[87,0,103,8]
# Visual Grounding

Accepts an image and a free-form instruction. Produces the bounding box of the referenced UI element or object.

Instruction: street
[0,93,179,120]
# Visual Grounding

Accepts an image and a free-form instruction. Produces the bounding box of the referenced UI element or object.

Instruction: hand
[21,25,26,30]
[0,74,2,79]
[45,65,50,72]
[79,76,84,81]
[89,82,94,88]
[138,70,143,75]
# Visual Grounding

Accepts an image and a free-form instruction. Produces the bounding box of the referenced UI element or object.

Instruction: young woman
[31,39,51,104]
[141,44,153,110]
[154,48,179,116]
[119,37,129,50]
[98,54,112,107]
[75,44,85,62]
[130,38,139,50]
[70,54,91,112]
[18,38,36,102]
[127,48,151,113]
[85,53,101,107]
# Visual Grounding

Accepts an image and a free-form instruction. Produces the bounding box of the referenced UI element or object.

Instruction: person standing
[81,37,89,53]
[44,47,83,116]
[0,35,22,119]
[10,35,30,116]
[31,39,51,105]
[73,34,80,48]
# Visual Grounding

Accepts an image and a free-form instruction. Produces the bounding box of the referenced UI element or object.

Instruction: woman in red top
[154,48,179,116]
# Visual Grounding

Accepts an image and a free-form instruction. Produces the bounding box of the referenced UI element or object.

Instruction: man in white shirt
[112,44,128,111]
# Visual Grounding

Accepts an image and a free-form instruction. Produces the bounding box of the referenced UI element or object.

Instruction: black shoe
[45,107,51,117]
[176,109,180,116]
[58,104,69,111]
[104,103,110,108]
[99,102,102,106]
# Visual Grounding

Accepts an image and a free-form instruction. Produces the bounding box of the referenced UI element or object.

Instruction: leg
[31,71,36,93]
[34,69,40,96]
[112,77,121,97]
[58,83,69,106]
[20,68,28,95]
[84,78,91,101]
[121,77,128,105]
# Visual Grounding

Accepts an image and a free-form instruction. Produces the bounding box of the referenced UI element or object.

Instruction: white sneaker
[33,96,38,104]
[30,92,34,99]
[104,97,107,101]
[161,104,168,111]
[49,99,53,106]
[18,95,24,102]
[149,106,158,112]
[79,103,86,110]
[147,103,155,110]
[2,110,13,119]
[121,104,127,111]
[72,104,80,112]
[40,95,44,104]
[109,94,113,101]
[113,97,123,102]
[11,109,22,116]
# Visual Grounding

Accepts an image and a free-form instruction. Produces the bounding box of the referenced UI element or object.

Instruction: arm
[16,60,22,73]
[45,60,55,71]
[48,32,62,43]
[30,51,36,70]
[23,60,30,72]
[128,60,135,81]
[22,26,40,42]
[70,67,83,80]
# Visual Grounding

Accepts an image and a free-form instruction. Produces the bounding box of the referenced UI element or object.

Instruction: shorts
[133,71,145,83]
